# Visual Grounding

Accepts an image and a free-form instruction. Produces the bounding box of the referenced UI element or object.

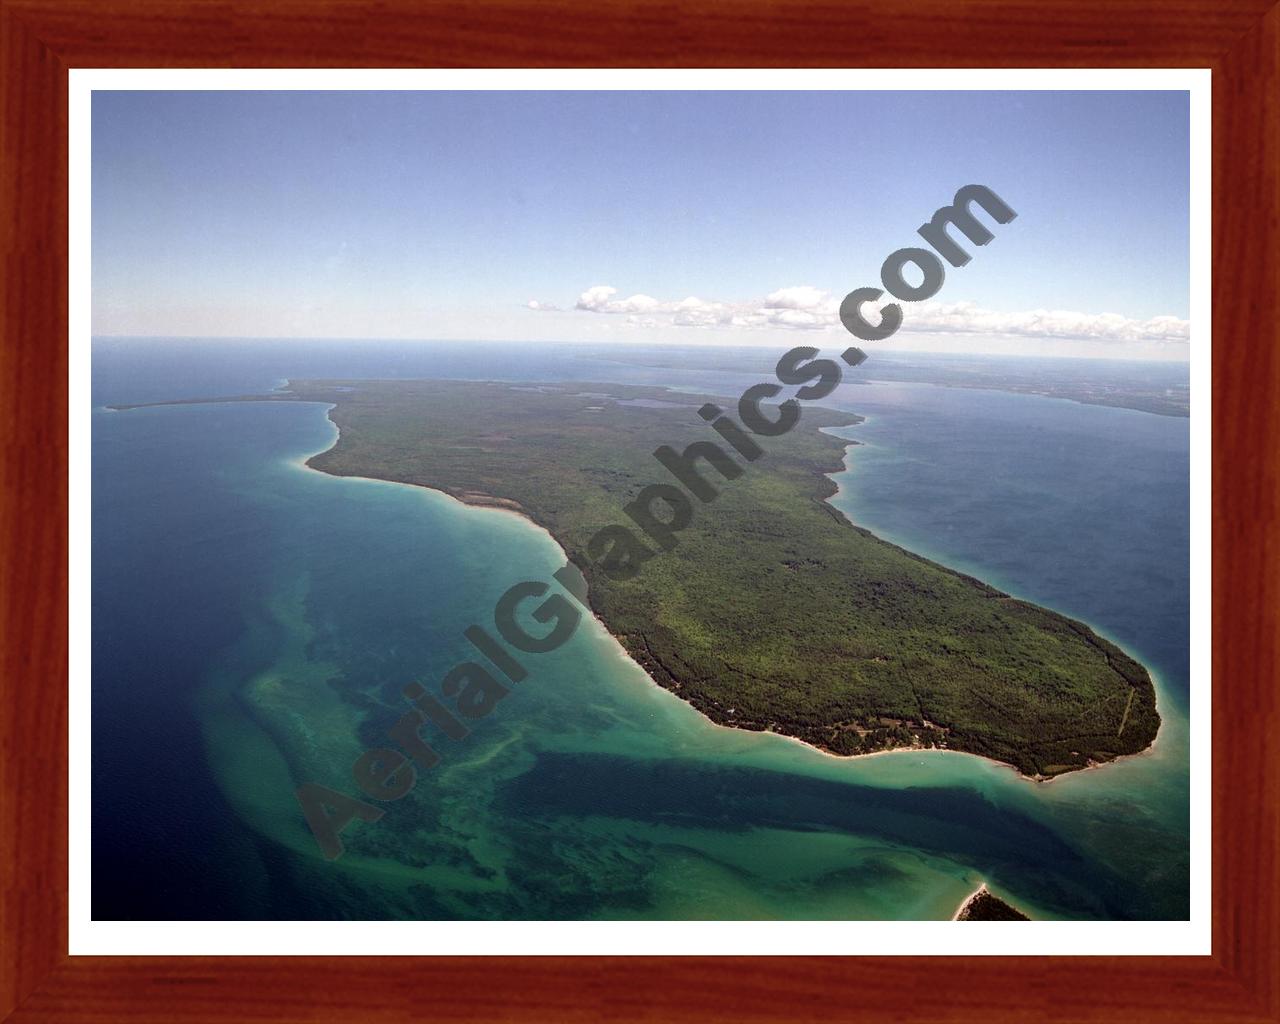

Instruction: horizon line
[89,335,1191,363]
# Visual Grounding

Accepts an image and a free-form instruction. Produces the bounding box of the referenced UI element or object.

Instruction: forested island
[113,378,1160,778]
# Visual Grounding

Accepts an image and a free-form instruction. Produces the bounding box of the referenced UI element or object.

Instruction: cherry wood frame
[2,1,1276,1020]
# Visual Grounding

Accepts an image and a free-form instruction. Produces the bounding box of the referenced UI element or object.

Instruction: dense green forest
[120,378,1160,777]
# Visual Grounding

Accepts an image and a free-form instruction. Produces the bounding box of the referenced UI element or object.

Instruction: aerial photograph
[91,89,1191,922]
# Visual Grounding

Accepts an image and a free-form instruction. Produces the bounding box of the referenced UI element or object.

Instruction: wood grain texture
[0,0,69,1020]
[1,0,1276,1020]
[1,0,1277,66]
[1211,0,1280,1005]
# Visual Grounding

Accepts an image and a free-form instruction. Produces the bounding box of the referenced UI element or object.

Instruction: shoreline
[952,884,988,921]
[287,405,542,535]
[757,698,1165,784]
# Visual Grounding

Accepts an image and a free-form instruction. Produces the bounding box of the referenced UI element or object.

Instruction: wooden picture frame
[2,1,1275,1020]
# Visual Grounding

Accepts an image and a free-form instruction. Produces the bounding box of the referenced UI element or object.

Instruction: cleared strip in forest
[1117,689,1136,736]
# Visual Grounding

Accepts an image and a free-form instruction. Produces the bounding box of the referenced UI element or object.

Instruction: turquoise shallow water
[91,341,1190,920]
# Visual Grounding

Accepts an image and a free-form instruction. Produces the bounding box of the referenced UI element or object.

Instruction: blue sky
[93,90,1191,358]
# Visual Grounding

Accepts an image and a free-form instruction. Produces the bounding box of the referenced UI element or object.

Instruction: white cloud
[763,285,830,311]
[574,285,663,314]
[526,284,1189,346]
[904,301,1190,343]
[525,299,560,311]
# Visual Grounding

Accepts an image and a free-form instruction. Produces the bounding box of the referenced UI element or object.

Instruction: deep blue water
[91,339,1191,920]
